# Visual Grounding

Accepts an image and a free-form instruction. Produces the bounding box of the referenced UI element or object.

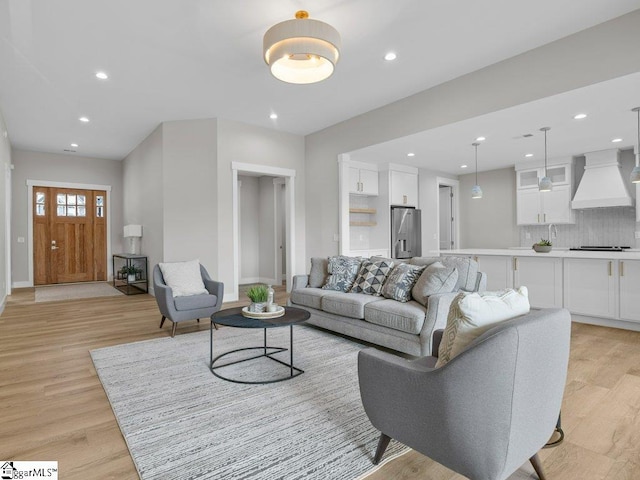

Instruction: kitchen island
[442,248,640,332]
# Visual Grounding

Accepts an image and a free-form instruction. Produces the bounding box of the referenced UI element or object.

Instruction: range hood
[571,149,633,209]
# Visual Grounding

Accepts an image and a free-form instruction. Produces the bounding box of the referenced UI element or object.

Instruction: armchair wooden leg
[373,433,391,465]
[530,453,547,480]
[197,318,200,323]
[171,322,177,338]
[159,316,166,328]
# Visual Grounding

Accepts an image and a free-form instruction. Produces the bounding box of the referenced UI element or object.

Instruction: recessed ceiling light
[475,136,486,142]
[612,138,623,143]
[384,52,397,61]
[270,113,278,120]
[573,113,587,120]
[95,71,108,80]
[460,164,468,169]
[525,153,534,158]
[407,152,415,157]
[70,143,78,148]
[79,116,90,123]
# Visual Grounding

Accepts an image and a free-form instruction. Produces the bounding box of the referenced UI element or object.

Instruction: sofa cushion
[322,256,362,292]
[308,257,329,288]
[364,299,427,335]
[442,256,479,292]
[381,263,426,302]
[411,262,459,306]
[158,259,208,297]
[350,259,394,296]
[436,287,530,367]
[174,293,218,311]
[408,256,441,267]
[290,287,330,310]
[322,292,384,319]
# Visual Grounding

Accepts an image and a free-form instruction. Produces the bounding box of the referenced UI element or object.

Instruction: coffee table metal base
[210,324,304,384]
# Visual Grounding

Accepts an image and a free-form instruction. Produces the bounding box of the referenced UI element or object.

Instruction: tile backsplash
[519,207,637,247]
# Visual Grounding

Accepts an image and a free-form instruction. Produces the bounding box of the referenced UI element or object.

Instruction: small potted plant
[246,284,269,313]
[532,238,553,253]
[121,265,139,283]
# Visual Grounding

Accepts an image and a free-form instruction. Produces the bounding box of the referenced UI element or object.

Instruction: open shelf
[350,221,377,227]
[349,207,377,214]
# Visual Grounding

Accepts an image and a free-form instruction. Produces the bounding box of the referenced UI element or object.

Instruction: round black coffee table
[210,306,310,384]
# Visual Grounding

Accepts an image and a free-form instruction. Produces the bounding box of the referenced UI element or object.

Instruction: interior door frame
[231,162,296,302]
[436,177,460,252]
[273,177,286,285]
[26,180,112,287]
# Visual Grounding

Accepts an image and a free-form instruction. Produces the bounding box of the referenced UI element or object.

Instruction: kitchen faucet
[548,224,557,243]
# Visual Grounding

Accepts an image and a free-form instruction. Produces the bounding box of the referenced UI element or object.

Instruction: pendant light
[539,127,553,192]
[630,107,640,183]
[471,142,483,199]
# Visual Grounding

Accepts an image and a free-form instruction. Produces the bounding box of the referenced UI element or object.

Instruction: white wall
[123,125,164,280]
[304,11,640,259]
[11,149,124,285]
[162,119,218,273]
[0,109,11,310]
[239,175,260,282]
[459,167,519,248]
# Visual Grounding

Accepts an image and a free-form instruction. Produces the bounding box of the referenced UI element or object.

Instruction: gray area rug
[91,325,408,480]
[35,282,124,302]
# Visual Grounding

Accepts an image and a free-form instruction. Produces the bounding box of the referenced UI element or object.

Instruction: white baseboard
[12,281,32,289]
[223,292,239,303]
[572,314,640,332]
[239,277,261,285]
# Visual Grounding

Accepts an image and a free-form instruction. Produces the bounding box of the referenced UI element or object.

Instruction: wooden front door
[33,187,107,285]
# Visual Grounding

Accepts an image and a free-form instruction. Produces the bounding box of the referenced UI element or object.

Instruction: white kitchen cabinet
[619,260,640,322]
[514,256,563,308]
[349,166,378,196]
[390,170,418,206]
[473,255,513,291]
[564,258,617,319]
[516,162,574,225]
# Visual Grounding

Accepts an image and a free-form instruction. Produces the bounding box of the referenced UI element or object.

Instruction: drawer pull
[620,261,624,277]
[514,257,518,271]
[608,261,612,277]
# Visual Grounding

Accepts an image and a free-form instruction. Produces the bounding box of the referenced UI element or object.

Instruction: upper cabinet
[515,161,575,225]
[349,165,379,196]
[390,169,418,207]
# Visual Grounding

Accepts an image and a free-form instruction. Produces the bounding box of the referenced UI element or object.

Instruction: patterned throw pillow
[322,256,362,292]
[435,287,530,367]
[381,263,426,302]
[350,259,395,296]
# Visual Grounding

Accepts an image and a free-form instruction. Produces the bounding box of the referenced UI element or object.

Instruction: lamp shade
[264,11,341,84]
[471,185,483,199]
[539,176,553,192]
[123,224,142,238]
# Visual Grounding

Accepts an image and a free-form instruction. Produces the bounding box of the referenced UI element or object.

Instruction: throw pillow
[435,287,530,367]
[411,262,458,306]
[350,259,395,295]
[158,259,208,297]
[380,263,426,302]
[441,256,479,292]
[322,256,362,292]
[308,257,329,288]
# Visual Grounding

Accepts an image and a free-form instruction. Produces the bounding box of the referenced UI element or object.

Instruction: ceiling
[0,0,639,161]
[348,72,640,174]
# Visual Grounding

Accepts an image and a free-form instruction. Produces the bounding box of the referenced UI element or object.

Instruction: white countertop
[443,248,640,260]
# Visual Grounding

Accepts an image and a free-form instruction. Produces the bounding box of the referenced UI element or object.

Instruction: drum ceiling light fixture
[263,10,341,85]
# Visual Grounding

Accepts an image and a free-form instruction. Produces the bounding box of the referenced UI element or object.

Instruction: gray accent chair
[153,264,224,337]
[358,308,571,480]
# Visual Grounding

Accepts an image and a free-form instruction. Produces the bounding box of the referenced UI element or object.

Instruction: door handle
[51,245,59,250]
[608,261,612,277]
[537,214,540,223]
[514,257,518,271]
[620,261,624,277]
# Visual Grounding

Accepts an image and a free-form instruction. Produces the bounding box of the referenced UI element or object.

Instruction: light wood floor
[1,288,640,479]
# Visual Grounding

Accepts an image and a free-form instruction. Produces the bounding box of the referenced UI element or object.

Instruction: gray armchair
[358,308,571,480]
[153,264,224,337]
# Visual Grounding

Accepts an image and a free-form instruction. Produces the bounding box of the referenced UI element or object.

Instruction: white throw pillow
[436,287,530,367]
[159,259,208,297]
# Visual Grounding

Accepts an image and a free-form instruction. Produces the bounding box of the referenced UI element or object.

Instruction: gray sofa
[289,256,487,356]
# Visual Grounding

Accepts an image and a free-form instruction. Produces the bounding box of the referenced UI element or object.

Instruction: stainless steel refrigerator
[391,207,422,259]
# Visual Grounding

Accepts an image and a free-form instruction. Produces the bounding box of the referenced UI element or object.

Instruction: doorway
[32,186,107,285]
[436,177,460,251]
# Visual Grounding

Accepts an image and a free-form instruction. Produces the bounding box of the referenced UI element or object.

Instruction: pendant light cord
[637,108,640,167]
[544,128,548,175]
[475,144,478,185]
